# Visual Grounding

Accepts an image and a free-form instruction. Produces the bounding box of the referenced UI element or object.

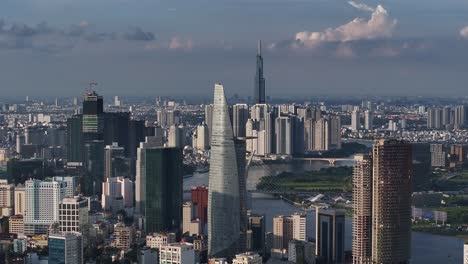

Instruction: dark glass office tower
[66,115,83,162]
[316,208,345,264]
[137,147,182,234]
[103,112,130,155]
[82,91,104,141]
[82,140,104,196]
[254,40,266,104]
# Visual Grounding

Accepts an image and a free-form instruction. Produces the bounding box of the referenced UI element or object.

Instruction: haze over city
[1,0,468,97]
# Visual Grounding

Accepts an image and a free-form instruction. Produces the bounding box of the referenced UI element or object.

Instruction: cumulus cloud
[348,1,374,12]
[271,5,396,51]
[460,26,468,39]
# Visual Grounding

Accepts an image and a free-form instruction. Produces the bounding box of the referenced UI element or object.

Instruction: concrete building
[204,104,214,143]
[160,243,195,264]
[191,186,208,234]
[427,108,443,129]
[139,248,159,264]
[48,232,83,264]
[101,176,134,212]
[53,176,78,197]
[351,110,360,132]
[114,222,134,249]
[59,196,89,233]
[371,139,412,264]
[364,110,373,130]
[196,123,210,151]
[233,104,249,138]
[275,116,293,155]
[288,240,315,264]
[430,144,446,167]
[352,154,373,264]
[316,208,345,264]
[146,232,177,249]
[104,142,126,180]
[9,214,24,235]
[232,252,262,264]
[0,180,14,212]
[183,202,202,236]
[272,214,306,254]
[24,179,66,235]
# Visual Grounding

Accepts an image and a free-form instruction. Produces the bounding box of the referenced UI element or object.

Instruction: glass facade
[49,237,65,264]
[144,148,182,234]
[208,84,241,257]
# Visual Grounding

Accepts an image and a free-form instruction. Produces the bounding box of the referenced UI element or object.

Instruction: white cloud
[169,37,193,51]
[273,5,397,50]
[460,26,468,39]
[348,1,374,12]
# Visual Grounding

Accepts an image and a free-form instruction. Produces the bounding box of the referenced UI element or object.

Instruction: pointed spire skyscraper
[254,40,266,104]
[208,83,241,257]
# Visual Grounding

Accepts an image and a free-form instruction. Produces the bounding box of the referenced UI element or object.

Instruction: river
[184,160,464,263]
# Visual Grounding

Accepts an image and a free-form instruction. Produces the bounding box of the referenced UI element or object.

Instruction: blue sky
[1,0,468,98]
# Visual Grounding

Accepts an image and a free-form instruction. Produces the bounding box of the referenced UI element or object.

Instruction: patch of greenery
[257,166,353,192]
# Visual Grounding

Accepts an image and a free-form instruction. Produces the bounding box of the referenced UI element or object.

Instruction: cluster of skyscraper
[353,139,412,264]
[427,105,468,130]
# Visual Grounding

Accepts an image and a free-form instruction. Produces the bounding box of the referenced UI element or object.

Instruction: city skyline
[1,0,468,97]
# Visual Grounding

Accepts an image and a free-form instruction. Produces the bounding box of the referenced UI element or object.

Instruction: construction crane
[84,81,98,93]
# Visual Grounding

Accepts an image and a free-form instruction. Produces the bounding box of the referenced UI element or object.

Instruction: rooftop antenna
[257,40,262,56]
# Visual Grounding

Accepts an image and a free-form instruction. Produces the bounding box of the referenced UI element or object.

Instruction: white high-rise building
[59,196,89,233]
[102,177,134,212]
[24,179,66,235]
[196,123,209,151]
[160,243,195,264]
[168,124,186,148]
[250,104,268,122]
[114,96,122,107]
[364,110,373,131]
[351,110,361,132]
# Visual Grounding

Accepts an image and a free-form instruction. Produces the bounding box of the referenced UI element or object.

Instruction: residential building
[371,139,412,264]
[146,232,177,249]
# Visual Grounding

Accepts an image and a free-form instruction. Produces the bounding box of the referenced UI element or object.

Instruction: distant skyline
[1,0,468,97]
